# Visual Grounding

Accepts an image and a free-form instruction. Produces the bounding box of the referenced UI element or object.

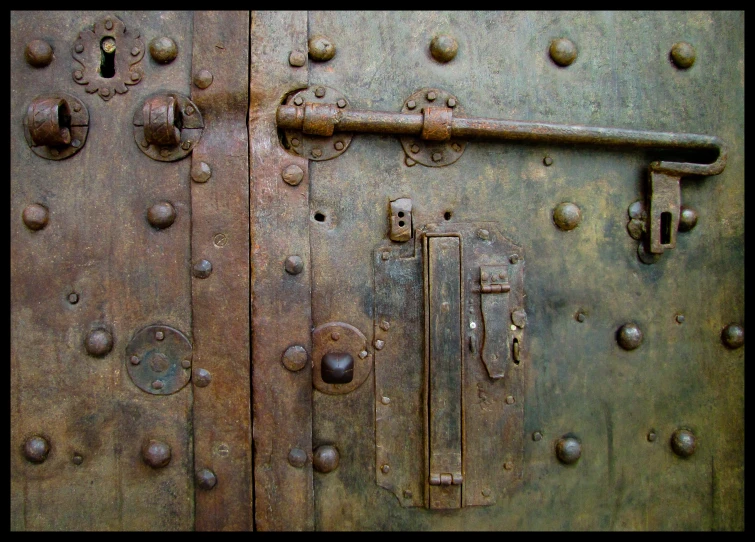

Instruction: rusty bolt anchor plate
[126,324,192,395]
[133,93,204,162]
[312,322,372,395]
[23,93,89,161]
[282,86,353,161]
[400,88,466,168]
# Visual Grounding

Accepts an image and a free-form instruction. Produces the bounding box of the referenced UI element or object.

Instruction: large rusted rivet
[147,201,176,229]
[288,448,308,468]
[191,161,212,183]
[193,259,213,279]
[23,436,50,463]
[430,34,458,63]
[308,35,336,62]
[282,345,308,372]
[556,436,581,464]
[553,202,582,231]
[194,368,212,388]
[549,38,578,67]
[670,42,696,69]
[617,323,643,350]
[142,440,171,468]
[313,445,339,473]
[196,468,217,489]
[285,255,304,275]
[721,323,744,349]
[25,39,54,67]
[85,329,113,357]
[149,37,178,64]
[281,164,304,186]
[194,69,213,89]
[671,429,696,457]
[677,206,698,232]
[22,204,49,231]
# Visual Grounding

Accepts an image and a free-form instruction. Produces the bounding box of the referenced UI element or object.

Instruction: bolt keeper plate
[126,324,192,395]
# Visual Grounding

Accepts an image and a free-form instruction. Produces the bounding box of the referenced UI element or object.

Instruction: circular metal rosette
[126,324,192,395]
[312,322,372,395]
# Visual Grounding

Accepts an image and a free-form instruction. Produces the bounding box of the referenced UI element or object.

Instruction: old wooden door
[11,11,744,531]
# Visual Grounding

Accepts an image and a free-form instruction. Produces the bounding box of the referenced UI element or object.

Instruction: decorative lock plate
[126,324,192,395]
[133,93,204,161]
[23,93,89,160]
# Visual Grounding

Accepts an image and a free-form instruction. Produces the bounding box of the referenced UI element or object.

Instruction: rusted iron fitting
[143,94,181,147]
[421,106,453,141]
[26,97,72,147]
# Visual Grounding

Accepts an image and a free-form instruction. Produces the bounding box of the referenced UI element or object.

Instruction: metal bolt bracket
[133,93,204,162]
[126,324,193,395]
[23,93,89,160]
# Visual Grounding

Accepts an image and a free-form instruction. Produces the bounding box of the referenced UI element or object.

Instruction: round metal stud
[142,439,171,468]
[194,368,212,388]
[721,323,744,349]
[282,345,308,372]
[68,293,79,304]
[617,323,643,350]
[72,454,84,465]
[25,40,54,67]
[147,201,176,229]
[22,204,49,231]
[85,328,113,357]
[313,445,339,473]
[308,35,336,61]
[670,42,696,69]
[285,255,304,275]
[196,468,217,489]
[193,259,213,279]
[289,50,306,67]
[126,324,193,395]
[678,206,698,232]
[637,241,662,265]
[553,202,582,231]
[549,38,578,67]
[191,161,212,183]
[149,37,178,64]
[23,436,50,463]
[430,34,458,63]
[532,431,543,442]
[194,69,213,89]
[288,448,308,468]
[281,164,304,186]
[670,429,696,457]
[556,436,581,464]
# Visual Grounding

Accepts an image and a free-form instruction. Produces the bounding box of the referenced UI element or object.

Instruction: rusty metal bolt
[543,156,554,166]
[308,35,336,62]
[196,468,217,489]
[334,141,345,151]
[477,229,490,240]
[505,395,515,405]
[410,144,420,154]
[288,448,308,468]
[285,255,304,275]
[193,259,213,279]
[23,436,50,463]
[152,380,164,390]
[647,431,657,443]
[282,164,305,186]
[549,38,578,67]
[194,368,212,388]
[22,204,49,231]
[288,50,306,67]
[130,355,140,366]
[381,396,390,405]
[375,339,385,350]
[191,161,212,183]
[359,350,369,359]
[142,440,171,468]
[74,43,84,54]
[194,69,213,89]
[155,330,165,341]
[576,311,586,323]
[314,87,326,98]
[427,91,437,101]
[380,321,390,331]
[553,202,582,231]
[147,201,176,229]
[181,359,191,369]
[104,18,114,30]
[503,461,514,471]
[532,431,543,442]
[447,98,457,108]
[85,329,113,357]
[510,254,519,264]
[330,331,340,341]
[381,464,390,474]
[25,39,54,67]
[432,152,443,162]
[337,99,347,108]
[149,37,178,64]
[678,206,698,232]
[293,96,304,106]
[430,35,458,63]
[617,323,643,350]
[676,314,685,324]
[72,453,84,465]
[406,100,416,110]
[670,42,696,69]
[721,323,744,349]
[68,293,79,304]
[556,437,582,464]
[311,148,323,158]
[282,345,308,372]
[671,429,696,457]
[313,445,340,473]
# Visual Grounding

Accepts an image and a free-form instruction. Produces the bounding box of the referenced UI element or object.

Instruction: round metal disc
[126,324,192,395]
[283,86,353,161]
[312,322,371,395]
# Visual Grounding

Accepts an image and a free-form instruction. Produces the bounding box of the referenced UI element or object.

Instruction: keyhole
[660,212,672,245]
[100,37,116,78]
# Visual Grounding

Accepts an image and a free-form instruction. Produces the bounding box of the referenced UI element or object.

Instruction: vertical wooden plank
[190,11,253,531]
[250,11,314,531]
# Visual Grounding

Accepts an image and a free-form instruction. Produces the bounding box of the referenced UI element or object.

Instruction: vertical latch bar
[425,236,463,509]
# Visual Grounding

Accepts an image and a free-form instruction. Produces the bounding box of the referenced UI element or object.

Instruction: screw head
[556,436,582,464]
[432,152,443,162]
[194,69,213,89]
[549,38,578,67]
[308,35,336,62]
[337,99,347,108]
[196,468,217,490]
[553,202,582,231]
[288,448,308,468]
[192,259,213,279]
[721,323,744,349]
[293,96,304,106]
[313,445,340,473]
[670,42,696,69]
[146,201,176,229]
[22,204,49,231]
[72,454,84,465]
[617,323,643,350]
[142,440,171,468]
[68,293,79,304]
[532,431,543,442]
[314,87,326,98]
[427,91,437,101]
[670,429,696,457]
[194,368,212,388]
[543,156,554,166]
[447,97,457,108]
[149,37,177,63]
[282,345,308,372]
[85,329,113,357]
[281,164,305,186]
[288,50,306,67]
[334,141,344,151]
[678,206,698,232]
[191,161,212,183]
[25,39,54,67]
[23,436,50,463]
[285,255,304,275]
[430,35,458,63]
[406,100,416,110]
